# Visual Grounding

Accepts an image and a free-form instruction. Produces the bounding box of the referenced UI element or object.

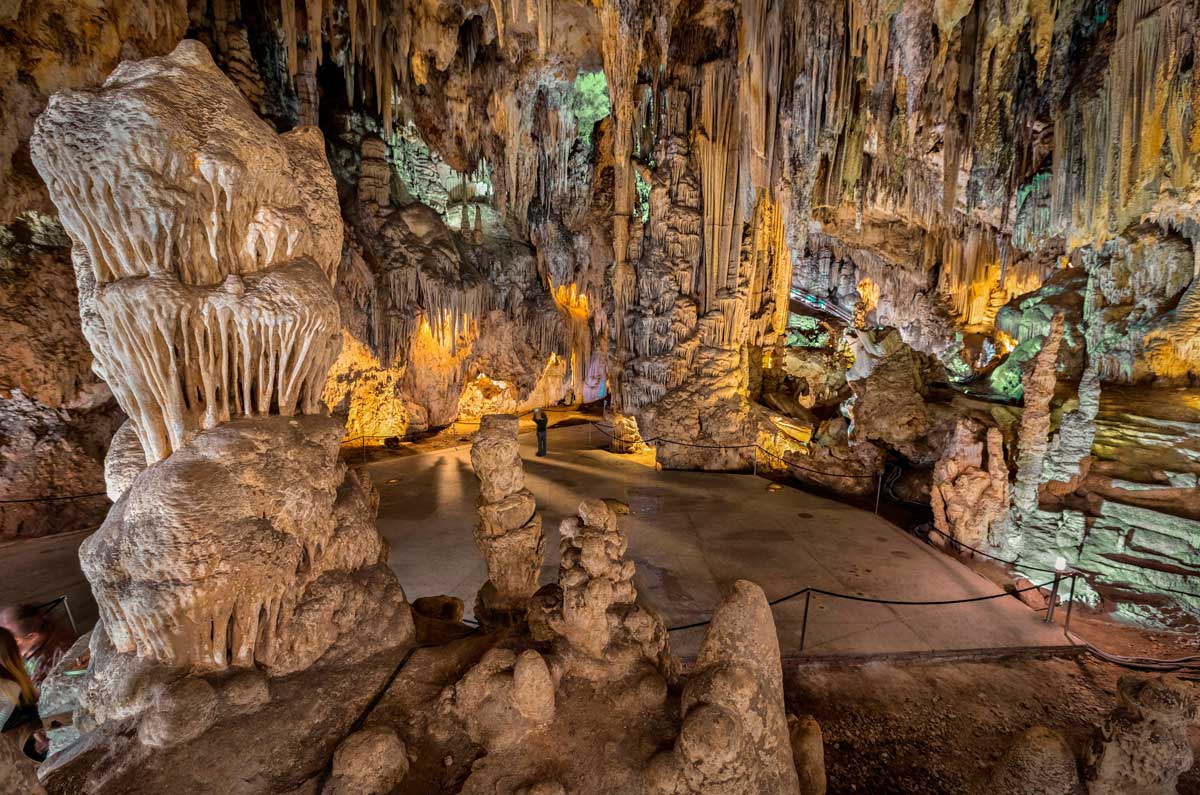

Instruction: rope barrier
[0,491,107,505]
[665,578,1059,633]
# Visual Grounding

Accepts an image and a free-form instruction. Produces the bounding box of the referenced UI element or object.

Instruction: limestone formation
[930,422,1010,549]
[1083,675,1196,795]
[645,580,800,795]
[1011,315,1066,517]
[440,647,557,752]
[30,40,343,465]
[529,498,675,683]
[982,726,1080,795]
[102,421,145,502]
[470,413,545,625]
[83,415,413,674]
[324,727,410,795]
[789,714,828,795]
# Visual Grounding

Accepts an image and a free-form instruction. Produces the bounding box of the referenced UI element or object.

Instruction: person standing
[533,408,549,457]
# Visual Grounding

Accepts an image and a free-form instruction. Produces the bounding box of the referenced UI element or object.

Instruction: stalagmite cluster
[528,498,675,682]
[470,414,545,625]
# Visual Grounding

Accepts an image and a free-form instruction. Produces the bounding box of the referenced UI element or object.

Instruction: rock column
[469,413,545,626]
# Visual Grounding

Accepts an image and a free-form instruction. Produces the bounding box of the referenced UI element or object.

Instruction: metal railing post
[1063,572,1078,637]
[874,474,882,514]
[361,436,366,465]
[753,446,758,477]
[1045,569,1063,623]
[62,596,77,635]
[799,590,812,653]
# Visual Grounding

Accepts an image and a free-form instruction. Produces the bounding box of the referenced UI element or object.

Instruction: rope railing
[0,491,108,505]
[665,578,1062,641]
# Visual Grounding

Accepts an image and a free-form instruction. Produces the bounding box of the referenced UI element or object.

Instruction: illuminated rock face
[31,40,343,465]
[930,423,1009,550]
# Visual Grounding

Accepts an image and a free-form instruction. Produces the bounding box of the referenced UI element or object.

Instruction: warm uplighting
[552,281,590,318]
[994,329,1018,354]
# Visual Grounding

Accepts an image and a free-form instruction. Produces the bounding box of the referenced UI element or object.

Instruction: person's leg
[537,430,547,456]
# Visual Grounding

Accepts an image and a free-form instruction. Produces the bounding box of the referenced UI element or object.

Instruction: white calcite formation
[470,413,545,625]
[82,415,412,674]
[30,40,343,465]
[23,41,415,763]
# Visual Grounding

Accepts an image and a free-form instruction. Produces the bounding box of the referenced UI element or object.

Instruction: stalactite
[694,60,740,322]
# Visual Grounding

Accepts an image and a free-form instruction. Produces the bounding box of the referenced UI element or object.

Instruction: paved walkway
[0,528,97,632]
[0,422,1070,659]
[370,424,1070,657]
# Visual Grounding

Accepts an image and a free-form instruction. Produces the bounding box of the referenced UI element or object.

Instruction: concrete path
[0,528,97,632]
[370,423,1071,657]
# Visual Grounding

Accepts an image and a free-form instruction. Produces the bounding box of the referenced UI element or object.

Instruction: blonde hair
[0,628,36,705]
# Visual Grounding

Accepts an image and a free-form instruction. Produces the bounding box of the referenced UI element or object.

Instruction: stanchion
[874,473,882,514]
[361,436,366,465]
[1045,557,1067,623]
[62,596,77,635]
[799,590,812,652]
[1063,572,1078,637]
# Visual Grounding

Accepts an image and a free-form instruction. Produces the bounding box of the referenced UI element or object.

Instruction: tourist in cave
[0,604,75,687]
[533,408,549,457]
[0,627,42,762]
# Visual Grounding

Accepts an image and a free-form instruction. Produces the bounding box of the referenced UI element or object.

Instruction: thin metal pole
[753,447,758,477]
[361,436,366,465]
[62,596,77,635]
[799,590,812,653]
[1063,573,1078,637]
[1045,571,1063,623]
[874,474,882,514]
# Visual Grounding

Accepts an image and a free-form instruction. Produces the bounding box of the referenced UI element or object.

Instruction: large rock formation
[645,580,800,795]
[1083,675,1196,795]
[470,413,545,626]
[31,39,342,465]
[28,41,416,794]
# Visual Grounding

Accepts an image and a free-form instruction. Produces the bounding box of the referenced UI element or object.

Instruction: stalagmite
[528,498,674,682]
[644,580,800,795]
[470,414,545,626]
[1010,314,1064,516]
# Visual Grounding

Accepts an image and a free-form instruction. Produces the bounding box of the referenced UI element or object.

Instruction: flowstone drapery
[31,39,343,465]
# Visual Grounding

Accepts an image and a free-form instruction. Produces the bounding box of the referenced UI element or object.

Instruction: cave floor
[369,423,1071,658]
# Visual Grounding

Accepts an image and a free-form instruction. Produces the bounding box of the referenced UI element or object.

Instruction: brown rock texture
[469,413,545,625]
